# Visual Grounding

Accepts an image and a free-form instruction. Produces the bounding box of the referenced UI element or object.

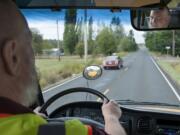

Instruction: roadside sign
[165,46,170,55]
[166,46,170,50]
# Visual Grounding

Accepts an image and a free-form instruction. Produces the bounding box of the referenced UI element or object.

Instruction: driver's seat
[38,122,65,135]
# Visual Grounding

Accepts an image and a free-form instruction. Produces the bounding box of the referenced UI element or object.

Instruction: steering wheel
[40,87,109,129]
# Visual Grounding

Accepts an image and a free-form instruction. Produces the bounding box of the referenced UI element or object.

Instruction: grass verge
[151,52,180,87]
[117,52,129,57]
[157,60,180,87]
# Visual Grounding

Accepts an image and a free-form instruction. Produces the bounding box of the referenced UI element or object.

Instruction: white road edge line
[43,75,82,94]
[97,89,110,102]
[150,57,180,102]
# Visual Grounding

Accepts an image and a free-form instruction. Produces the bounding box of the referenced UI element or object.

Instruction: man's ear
[1,40,20,76]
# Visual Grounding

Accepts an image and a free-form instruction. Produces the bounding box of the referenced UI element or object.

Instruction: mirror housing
[131,7,180,31]
[83,65,102,80]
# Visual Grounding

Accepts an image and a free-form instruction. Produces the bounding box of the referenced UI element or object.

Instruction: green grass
[117,52,129,57]
[157,60,180,86]
[35,56,102,89]
[151,51,180,86]
[150,51,163,57]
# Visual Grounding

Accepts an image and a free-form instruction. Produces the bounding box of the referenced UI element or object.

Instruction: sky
[22,9,145,44]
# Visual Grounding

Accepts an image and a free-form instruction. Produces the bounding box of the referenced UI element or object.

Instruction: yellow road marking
[103,89,110,95]
[124,67,128,71]
[96,89,110,102]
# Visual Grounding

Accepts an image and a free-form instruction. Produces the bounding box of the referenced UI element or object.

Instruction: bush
[96,27,116,55]
[117,52,128,57]
[75,42,84,58]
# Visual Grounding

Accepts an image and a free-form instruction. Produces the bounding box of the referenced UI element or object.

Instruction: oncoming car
[103,56,123,69]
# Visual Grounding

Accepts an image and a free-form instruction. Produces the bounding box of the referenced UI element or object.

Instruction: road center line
[124,67,128,71]
[150,57,180,102]
[103,89,110,95]
[97,89,110,102]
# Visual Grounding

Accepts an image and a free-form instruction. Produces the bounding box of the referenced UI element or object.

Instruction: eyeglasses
[146,16,164,22]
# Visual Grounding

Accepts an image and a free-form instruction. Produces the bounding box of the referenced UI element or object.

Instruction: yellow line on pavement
[124,67,128,71]
[97,89,110,102]
[103,89,110,95]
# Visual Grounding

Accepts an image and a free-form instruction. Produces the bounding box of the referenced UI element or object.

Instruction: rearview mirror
[131,7,180,30]
[83,65,102,80]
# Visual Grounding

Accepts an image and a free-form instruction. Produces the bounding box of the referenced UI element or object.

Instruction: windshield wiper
[115,99,180,107]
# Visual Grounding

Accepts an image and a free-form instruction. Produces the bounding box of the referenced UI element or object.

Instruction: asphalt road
[43,49,180,113]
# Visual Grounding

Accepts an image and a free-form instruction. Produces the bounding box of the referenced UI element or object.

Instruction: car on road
[103,56,123,69]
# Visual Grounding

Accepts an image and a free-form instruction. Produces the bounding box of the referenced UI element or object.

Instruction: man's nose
[151,18,155,22]
[151,18,157,24]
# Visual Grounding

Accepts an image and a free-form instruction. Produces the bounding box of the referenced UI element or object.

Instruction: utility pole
[56,19,61,61]
[84,9,88,64]
[172,30,175,57]
[154,32,156,51]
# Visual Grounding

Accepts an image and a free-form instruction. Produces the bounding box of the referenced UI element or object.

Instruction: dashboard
[72,107,103,123]
[49,101,180,135]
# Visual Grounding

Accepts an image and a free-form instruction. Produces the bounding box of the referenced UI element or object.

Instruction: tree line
[31,28,63,55]
[64,9,138,57]
[145,31,180,56]
[31,9,138,57]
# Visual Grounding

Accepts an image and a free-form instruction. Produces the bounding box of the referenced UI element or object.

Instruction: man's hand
[102,100,121,120]
[101,100,126,135]
[33,106,47,118]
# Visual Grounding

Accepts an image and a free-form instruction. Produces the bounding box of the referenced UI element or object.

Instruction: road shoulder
[151,55,180,96]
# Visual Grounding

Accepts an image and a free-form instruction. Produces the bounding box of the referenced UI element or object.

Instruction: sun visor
[15,0,32,7]
[15,0,162,9]
[94,0,161,8]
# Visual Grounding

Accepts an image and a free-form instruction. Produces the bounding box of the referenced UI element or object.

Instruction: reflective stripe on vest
[0,113,47,135]
[86,125,93,135]
[0,114,92,135]
[65,119,92,135]
[0,113,13,118]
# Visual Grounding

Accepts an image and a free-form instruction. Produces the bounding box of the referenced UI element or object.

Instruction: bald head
[0,0,38,107]
[0,0,30,43]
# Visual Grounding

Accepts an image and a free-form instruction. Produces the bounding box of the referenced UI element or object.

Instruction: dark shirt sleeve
[92,126,109,135]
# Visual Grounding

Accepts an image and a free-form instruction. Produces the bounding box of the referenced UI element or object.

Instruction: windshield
[22,8,180,109]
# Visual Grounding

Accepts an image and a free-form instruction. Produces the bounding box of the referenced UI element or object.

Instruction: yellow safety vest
[0,113,92,135]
